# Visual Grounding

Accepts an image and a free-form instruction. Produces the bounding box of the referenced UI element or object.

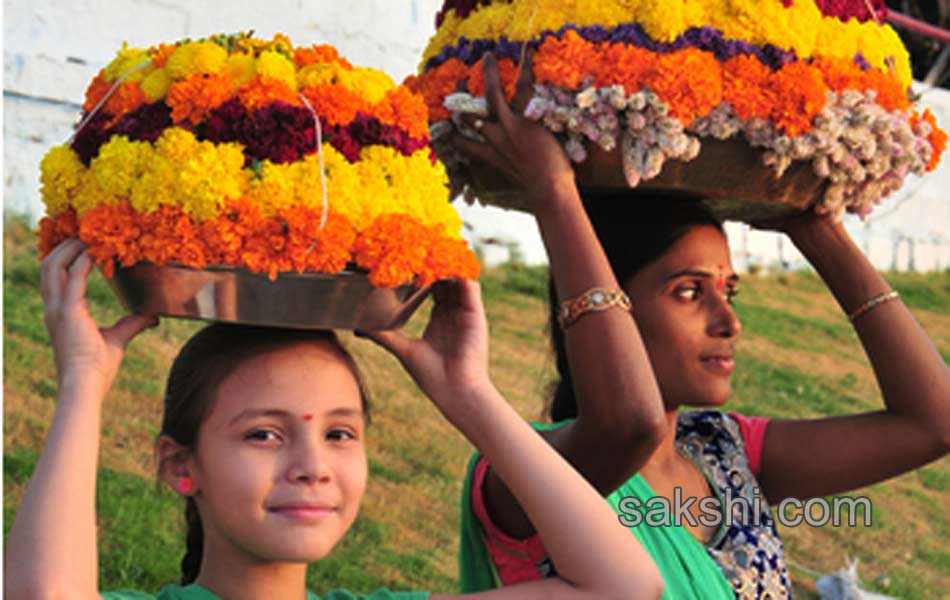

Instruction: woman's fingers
[482,53,516,130]
[451,132,510,173]
[512,51,535,115]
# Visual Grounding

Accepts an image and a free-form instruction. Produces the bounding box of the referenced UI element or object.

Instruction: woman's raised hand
[362,279,493,423]
[452,53,576,209]
[40,239,157,397]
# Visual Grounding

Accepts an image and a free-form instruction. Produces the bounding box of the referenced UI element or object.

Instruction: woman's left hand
[452,53,577,210]
[361,279,494,421]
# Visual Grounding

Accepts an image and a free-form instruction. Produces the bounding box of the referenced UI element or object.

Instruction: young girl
[452,55,950,598]
[4,238,664,599]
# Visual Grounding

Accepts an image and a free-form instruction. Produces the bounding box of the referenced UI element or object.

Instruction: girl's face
[624,225,742,410]
[189,342,367,565]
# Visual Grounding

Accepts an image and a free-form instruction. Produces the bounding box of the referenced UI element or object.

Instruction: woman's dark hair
[157,324,371,584]
[548,189,725,422]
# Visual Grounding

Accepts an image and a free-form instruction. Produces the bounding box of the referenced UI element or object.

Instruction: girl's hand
[452,53,576,209]
[362,279,493,421]
[40,239,157,397]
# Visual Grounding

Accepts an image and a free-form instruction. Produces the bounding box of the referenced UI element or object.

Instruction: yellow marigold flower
[297,62,347,89]
[165,41,227,80]
[90,136,153,200]
[103,43,153,83]
[39,145,86,216]
[257,50,298,91]
[248,160,296,216]
[140,68,172,101]
[226,53,258,88]
[73,170,118,216]
[346,68,395,106]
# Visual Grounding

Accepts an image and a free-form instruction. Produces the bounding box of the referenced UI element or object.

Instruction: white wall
[5,1,949,270]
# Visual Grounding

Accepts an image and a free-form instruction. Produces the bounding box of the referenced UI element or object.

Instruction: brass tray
[465,138,827,222]
[107,263,431,331]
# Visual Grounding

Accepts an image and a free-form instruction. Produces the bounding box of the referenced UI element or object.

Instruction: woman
[453,54,950,599]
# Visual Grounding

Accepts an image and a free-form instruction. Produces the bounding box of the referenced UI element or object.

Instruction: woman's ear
[157,435,196,496]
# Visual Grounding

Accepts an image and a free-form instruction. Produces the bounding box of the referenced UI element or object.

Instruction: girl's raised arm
[366,280,664,600]
[5,240,156,600]
[755,215,950,502]
[447,53,667,540]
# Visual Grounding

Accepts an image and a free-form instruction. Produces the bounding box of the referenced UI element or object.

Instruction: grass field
[4,216,949,598]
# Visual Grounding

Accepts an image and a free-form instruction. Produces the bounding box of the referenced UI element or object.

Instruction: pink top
[727,412,769,478]
[470,413,771,587]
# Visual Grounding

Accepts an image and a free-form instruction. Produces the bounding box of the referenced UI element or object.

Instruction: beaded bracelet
[848,290,900,322]
[558,287,632,329]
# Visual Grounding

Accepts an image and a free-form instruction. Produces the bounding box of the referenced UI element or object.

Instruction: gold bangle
[848,290,900,322]
[557,287,632,329]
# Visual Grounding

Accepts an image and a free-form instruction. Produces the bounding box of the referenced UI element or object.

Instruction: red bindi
[302,414,313,421]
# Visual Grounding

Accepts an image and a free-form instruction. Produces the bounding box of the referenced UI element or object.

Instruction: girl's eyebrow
[666,268,740,283]
[229,407,363,426]
[228,408,291,426]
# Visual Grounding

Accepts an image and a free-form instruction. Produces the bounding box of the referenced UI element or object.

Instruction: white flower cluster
[525,83,701,187]
[434,85,938,217]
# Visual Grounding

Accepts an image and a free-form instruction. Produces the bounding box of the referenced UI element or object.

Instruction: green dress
[102,584,429,600]
[458,420,736,599]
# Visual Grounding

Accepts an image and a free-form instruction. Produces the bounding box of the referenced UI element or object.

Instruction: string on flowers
[68,60,154,145]
[297,92,330,239]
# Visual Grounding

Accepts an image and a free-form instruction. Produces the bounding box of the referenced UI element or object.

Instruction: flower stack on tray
[39,32,480,292]
[408,0,947,220]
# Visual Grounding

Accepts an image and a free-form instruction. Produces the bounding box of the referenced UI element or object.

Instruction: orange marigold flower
[912,109,948,172]
[466,57,519,102]
[812,56,910,112]
[149,43,178,68]
[353,214,429,288]
[405,58,468,121]
[239,77,304,113]
[38,209,80,259]
[646,49,722,126]
[769,61,828,137]
[78,202,143,277]
[278,206,357,274]
[595,44,654,92]
[418,228,481,287]
[723,54,775,122]
[376,86,431,140]
[294,44,354,69]
[139,205,202,267]
[300,84,371,127]
[83,72,112,113]
[167,72,234,125]
[103,81,148,124]
[533,31,593,90]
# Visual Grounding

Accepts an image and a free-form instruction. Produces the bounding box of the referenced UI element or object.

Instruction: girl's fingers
[482,53,515,130]
[63,252,94,308]
[103,314,159,349]
[40,239,86,304]
[359,329,414,363]
[512,51,535,115]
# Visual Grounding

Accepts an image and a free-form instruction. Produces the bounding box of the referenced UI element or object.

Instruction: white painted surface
[4,1,948,270]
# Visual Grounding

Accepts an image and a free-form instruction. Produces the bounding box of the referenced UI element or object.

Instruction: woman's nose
[708,294,742,339]
[286,440,331,483]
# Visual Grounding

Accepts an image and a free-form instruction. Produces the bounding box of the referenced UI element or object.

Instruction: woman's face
[189,342,368,565]
[624,225,742,410]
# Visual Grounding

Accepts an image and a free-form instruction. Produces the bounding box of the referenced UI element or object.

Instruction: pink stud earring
[177,476,195,495]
